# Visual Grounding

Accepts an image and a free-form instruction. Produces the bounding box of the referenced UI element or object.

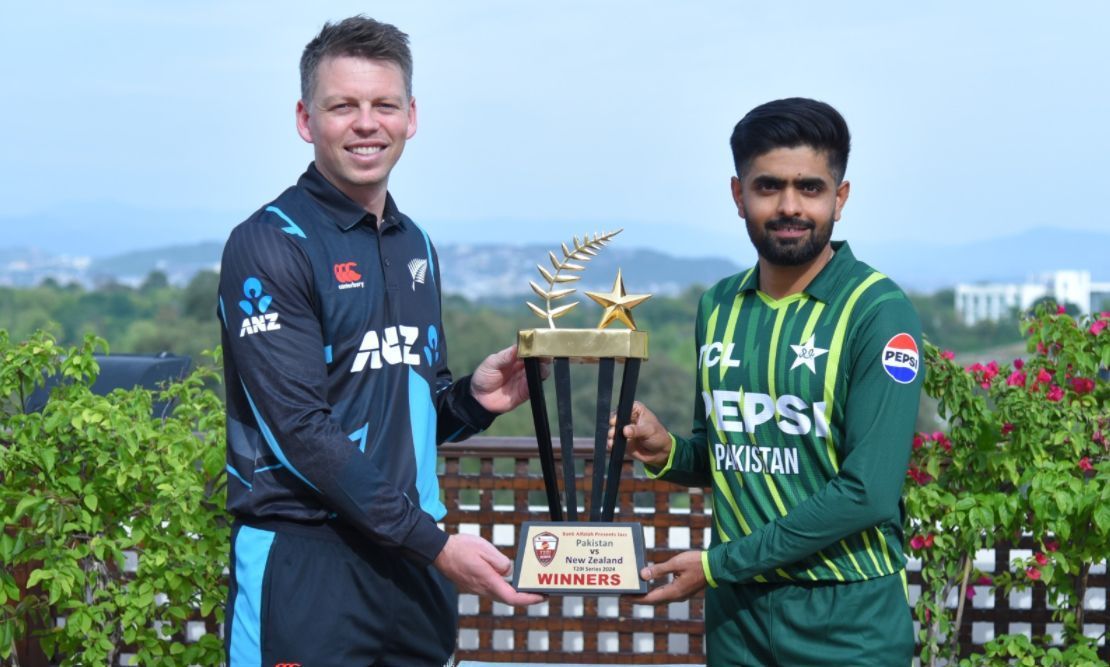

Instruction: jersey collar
[735,240,854,303]
[298,162,406,233]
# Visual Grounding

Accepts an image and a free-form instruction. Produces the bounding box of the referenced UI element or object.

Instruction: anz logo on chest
[350,325,421,372]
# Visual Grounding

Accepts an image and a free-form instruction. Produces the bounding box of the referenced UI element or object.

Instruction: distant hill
[2,226,1107,294]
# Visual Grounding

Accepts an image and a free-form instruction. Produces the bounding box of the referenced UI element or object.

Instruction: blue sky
[1,1,1108,260]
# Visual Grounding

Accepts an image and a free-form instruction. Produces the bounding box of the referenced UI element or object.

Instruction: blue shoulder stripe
[265,205,307,238]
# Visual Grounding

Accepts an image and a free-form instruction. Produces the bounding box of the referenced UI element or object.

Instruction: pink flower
[1013,358,1025,370]
[934,433,952,452]
[1071,377,1095,394]
[1057,304,1067,314]
[910,535,926,550]
[1090,320,1107,336]
[1001,422,1015,435]
[1026,567,1042,581]
[941,350,955,360]
[1079,457,1094,472]
[1046,385,1065,402]
[1035,552,1049,566]
[1007,371,1026,387]
[1093,431,1106,446]
[1036,369,1053,385]
[1037,342,1048,355]
[912,434,925,450]
[977,575,994,585]
[966,586,976,600]
[1044,540,1058,553]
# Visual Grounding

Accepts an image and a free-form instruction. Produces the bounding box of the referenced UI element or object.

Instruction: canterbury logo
[334,262,362,283]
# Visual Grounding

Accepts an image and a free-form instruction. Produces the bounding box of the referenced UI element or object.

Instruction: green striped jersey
[650,241,923,585]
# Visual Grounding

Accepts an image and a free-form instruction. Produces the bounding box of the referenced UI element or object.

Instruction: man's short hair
[300,16,413,103]
[729,98,851,183]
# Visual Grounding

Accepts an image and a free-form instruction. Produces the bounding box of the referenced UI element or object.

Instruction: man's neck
[758,244,835,299]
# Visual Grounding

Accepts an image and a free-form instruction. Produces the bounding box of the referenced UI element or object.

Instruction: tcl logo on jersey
[699,341,742,369]
[334,261,365,290]
[882,333,919,384]
[350,325,421,372]
[704,390,830,437]
[238,277,282,337]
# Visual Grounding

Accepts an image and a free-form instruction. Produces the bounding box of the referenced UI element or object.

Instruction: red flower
[1035,552,1049,566]
[934,433,952,452]
[912,434,925,450]
[1091,320,1108,336]
[1007,371,1026,387]
[1037,342,1048,355]
[907,465,933,485]
[941,350,955,360]
[1057,304,1067,314]
[977,575,994,585]
[1044,540,1058,553]
[1079,457,1094,472]
[910,535,926,550]
[1026,567,1042,581]
[1071,377,1095,394]
[1001,422,1015,435]
[1046,385,1065,402]
[1036,369,1053,385]
[1013,358,1025,370]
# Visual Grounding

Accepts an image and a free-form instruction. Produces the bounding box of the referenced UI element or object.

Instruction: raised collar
[297,162,405,233]
[736,240,855,303]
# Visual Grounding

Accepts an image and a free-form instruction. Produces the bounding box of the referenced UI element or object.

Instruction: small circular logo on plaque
[533,531,559,567]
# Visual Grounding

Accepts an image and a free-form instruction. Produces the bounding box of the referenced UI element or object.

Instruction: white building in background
[954,270,1110,325]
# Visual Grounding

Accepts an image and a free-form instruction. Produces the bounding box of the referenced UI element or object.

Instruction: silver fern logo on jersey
[408,258,428,290]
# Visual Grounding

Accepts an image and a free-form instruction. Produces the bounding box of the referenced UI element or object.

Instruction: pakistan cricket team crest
[533,531,559,567]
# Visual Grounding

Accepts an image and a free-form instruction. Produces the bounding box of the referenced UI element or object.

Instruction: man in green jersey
[614,98,922,665]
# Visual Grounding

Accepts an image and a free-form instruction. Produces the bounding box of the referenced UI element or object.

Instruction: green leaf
[84,494,99,512]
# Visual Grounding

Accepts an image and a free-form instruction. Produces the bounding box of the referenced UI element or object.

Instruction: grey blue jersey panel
[218,162,495,565]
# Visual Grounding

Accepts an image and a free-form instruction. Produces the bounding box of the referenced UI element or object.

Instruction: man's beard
[746,216,834,267]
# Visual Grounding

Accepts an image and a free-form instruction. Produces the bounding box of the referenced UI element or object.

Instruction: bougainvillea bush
[906,304,1109,665]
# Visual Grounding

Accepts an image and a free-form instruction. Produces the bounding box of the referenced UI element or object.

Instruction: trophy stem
[602,358,641,522]
[590,358,615,521]
[553,358,578,522]
[524,357,562,521]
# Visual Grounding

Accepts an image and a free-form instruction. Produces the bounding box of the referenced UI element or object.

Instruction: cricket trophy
[512,230,651,595]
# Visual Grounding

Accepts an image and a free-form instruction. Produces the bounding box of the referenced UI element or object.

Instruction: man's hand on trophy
[636,550,707,604]
[434,533,546,606]
[607,401,672,468]
[470,345,549,413]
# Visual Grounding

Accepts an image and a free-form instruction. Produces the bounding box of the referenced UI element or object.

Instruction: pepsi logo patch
[881,333,919,384]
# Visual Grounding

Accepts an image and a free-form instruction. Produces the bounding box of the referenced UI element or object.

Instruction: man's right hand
[434,533,545,606]
[607,401,672,468]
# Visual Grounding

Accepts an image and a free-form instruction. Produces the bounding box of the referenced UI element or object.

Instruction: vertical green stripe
[821,272,885,473]
[875,527,895,574]
[840,539,866,578]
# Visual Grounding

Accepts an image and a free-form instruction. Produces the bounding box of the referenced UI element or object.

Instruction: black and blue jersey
[218,162,495,566]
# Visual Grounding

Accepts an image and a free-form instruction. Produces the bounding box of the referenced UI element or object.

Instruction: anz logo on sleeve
[349,324,441,373]
[238,277,282,337]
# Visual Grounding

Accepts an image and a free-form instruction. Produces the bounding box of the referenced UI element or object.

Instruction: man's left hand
[470,345,534,413]
[637,550,708,604]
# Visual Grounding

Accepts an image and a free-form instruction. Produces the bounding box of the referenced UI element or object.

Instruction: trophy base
[513,521,647,595]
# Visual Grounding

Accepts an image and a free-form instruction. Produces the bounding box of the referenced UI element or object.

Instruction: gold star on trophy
[585,269,651,330]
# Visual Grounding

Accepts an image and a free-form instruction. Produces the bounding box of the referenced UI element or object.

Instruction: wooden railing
[14,437,1108,665]
[442,437,1109,664]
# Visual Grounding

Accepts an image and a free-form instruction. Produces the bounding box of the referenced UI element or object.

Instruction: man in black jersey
[220,16,542,667]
